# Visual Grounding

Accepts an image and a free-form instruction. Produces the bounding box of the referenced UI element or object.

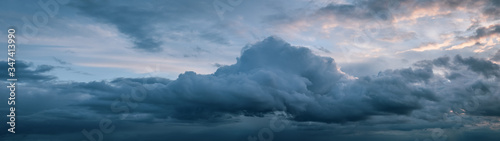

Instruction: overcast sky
[1,0,500,141]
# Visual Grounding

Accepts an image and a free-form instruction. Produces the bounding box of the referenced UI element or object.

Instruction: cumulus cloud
[50,37,497,125]
[5,0,500,140]
[156,37,440,123]
[13,37,500,122]
[468,24,500,40]
[315,0,399,22]
[454,55,500,78]
[4,37,500,140]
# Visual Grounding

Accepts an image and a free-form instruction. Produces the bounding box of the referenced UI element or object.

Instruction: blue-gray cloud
[2,37,500,141]
[69,0,164,52]
[68,0,228,52]
[493,49,500,61]
[468,24,500,40]
[0,61,56,81]
[159,37,438,123]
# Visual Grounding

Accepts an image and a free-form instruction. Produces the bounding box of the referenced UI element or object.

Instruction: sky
[0,0,500,140]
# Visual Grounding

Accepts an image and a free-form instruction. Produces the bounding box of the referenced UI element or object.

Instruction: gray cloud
[155,37,439,123]
[467,24,500,40]
[10,37,500,123]
[4,0,500,140]
[69,37,498,125]
[3,37,500,140]
[0,61,56,81]
[492,49,500,61]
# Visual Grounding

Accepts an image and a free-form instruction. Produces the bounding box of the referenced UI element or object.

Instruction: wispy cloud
[448,24,500,51]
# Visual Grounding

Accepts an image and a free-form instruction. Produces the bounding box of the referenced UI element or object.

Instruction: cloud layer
[3,37,500,141]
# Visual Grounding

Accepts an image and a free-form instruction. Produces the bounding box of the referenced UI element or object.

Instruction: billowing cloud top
[162,37,438,123]
[2,37,500,141]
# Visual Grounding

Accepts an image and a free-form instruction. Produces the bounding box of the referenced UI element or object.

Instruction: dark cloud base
[1,37,500,140]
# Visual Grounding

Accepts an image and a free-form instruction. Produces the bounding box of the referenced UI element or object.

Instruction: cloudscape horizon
[1,0,500,141]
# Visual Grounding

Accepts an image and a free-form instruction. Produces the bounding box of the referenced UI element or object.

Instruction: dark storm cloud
[65,37,500,125]
[10,37,500,125]
[0,75,172,139]
[152,37,440,123]
[3,37,500,140]
[454,55,500,78]
[0,61,56,81]
[412,54,500,119]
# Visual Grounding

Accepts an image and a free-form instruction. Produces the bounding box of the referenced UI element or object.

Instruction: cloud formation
[449,24,500,50]
[157,37,440,123]
[4,0,500,140]
[18,37,496,124]
[157,37,500,125]
[69,0,229,52]
[314,0,500,23]
[493,49,500,62]
[3,37,500,140]
[0,61,56,81]
[70,0,164,52]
